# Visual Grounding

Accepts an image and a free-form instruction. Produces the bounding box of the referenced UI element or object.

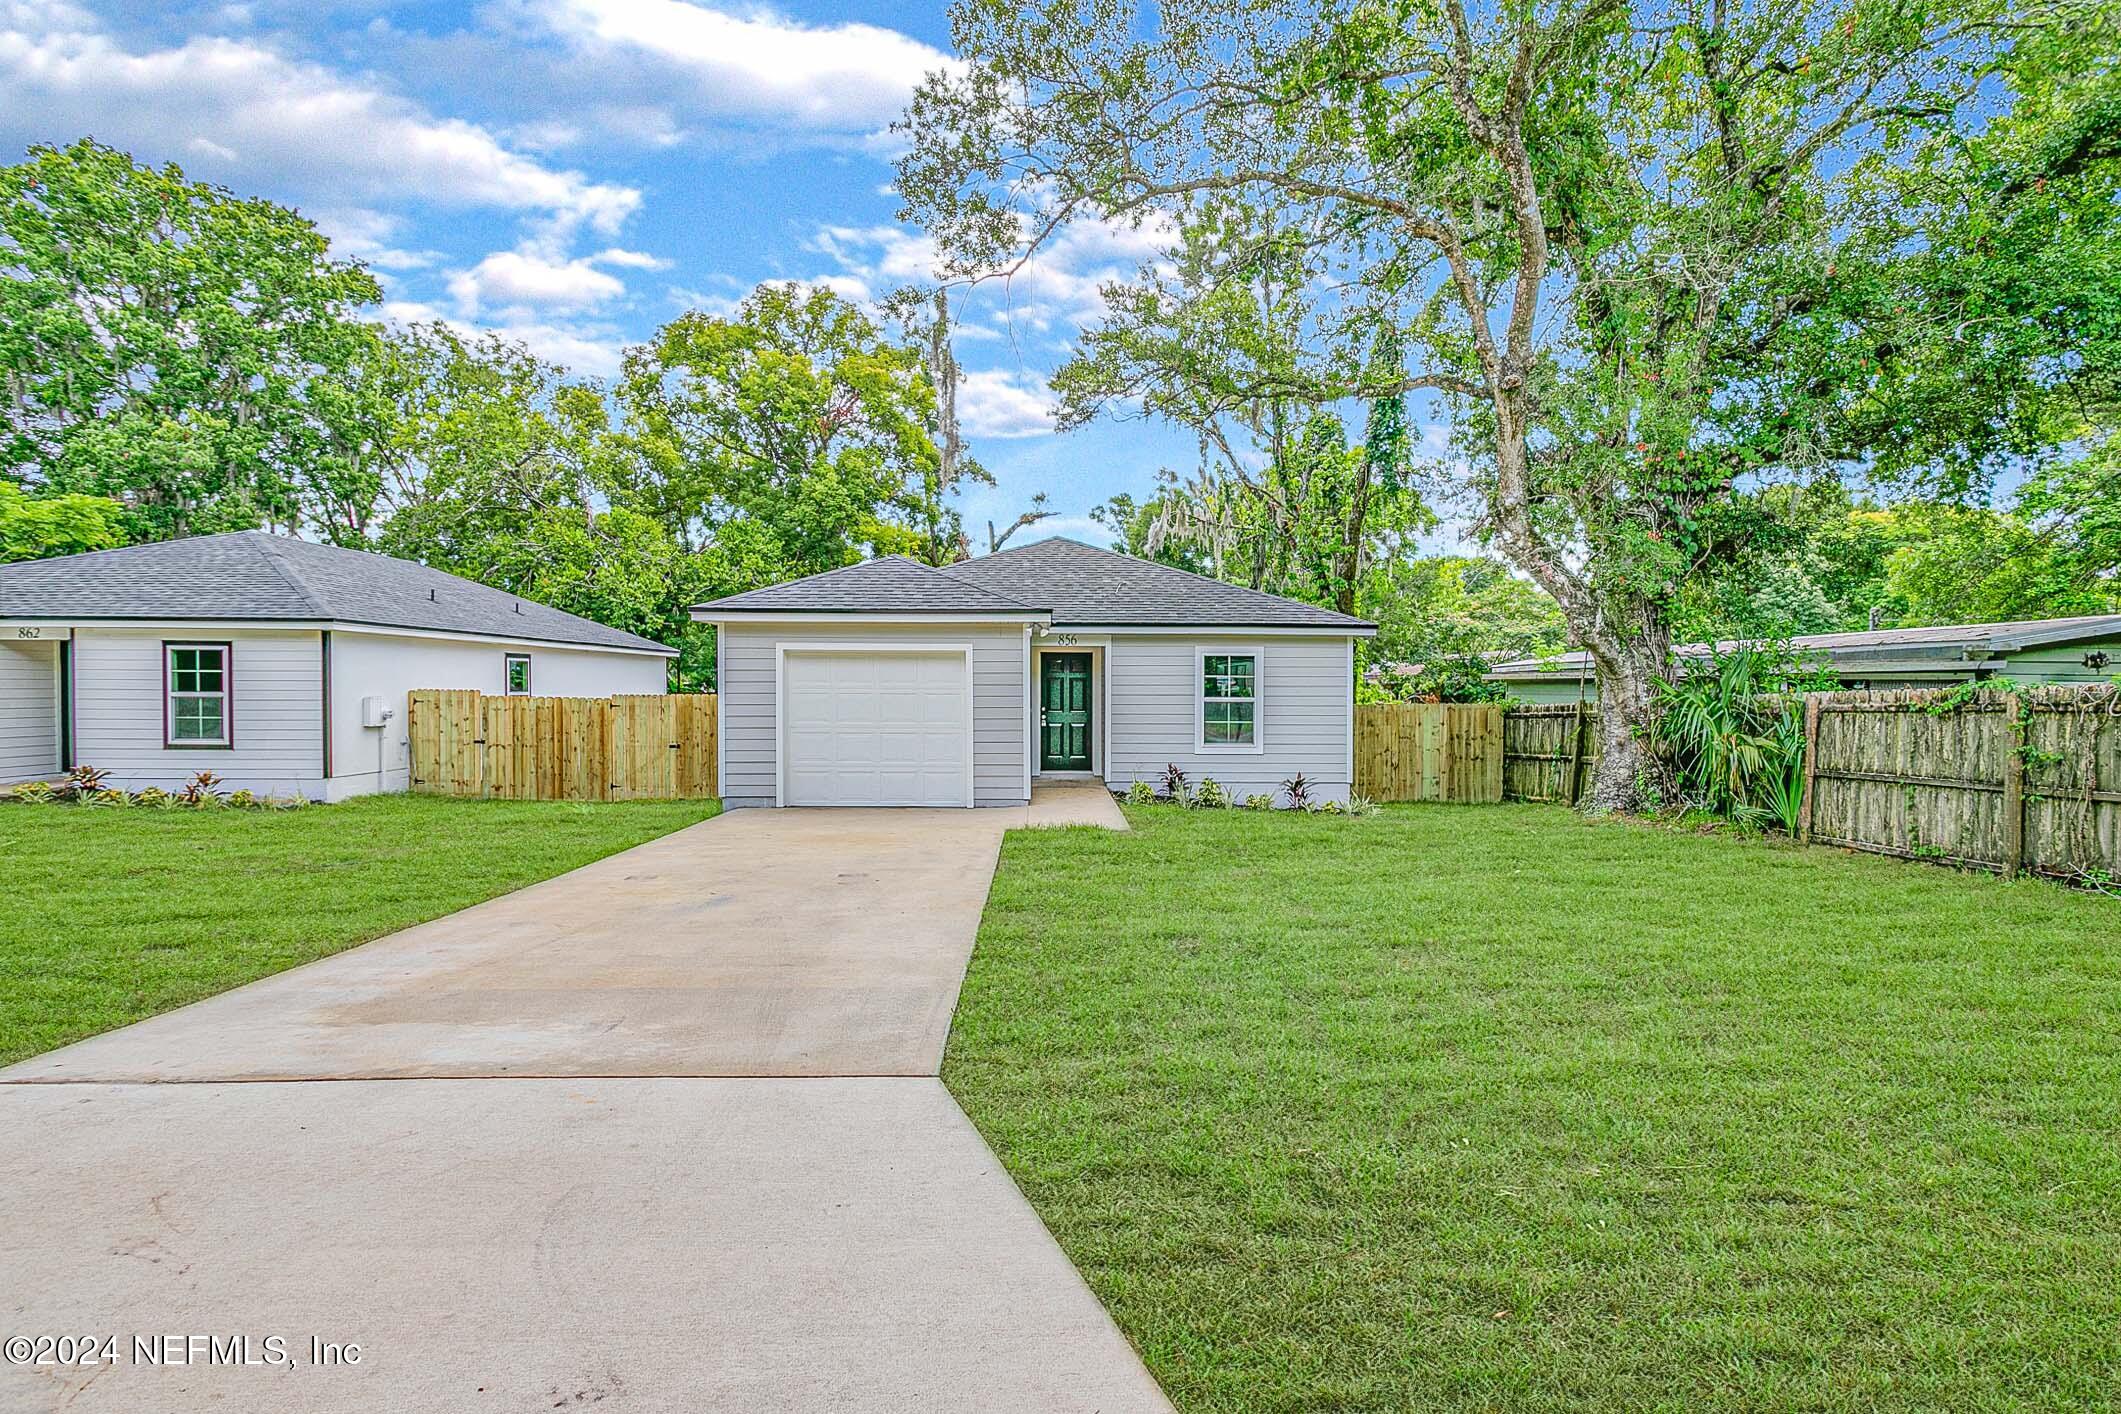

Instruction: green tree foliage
[0,481,129,562]
[897,0,2009,809]
[614,283,945,589]
[0,140,383,539]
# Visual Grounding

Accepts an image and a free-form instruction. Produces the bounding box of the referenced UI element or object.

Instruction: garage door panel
[783,651,969,807]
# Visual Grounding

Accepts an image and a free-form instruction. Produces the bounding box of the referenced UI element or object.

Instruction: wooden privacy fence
[1501,702,1604,804]
[408,689,717,802]
[1354,703,1504,802]
[1799,685,2121,881]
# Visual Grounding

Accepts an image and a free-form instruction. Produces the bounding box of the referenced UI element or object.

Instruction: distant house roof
[0,531,675,655]
[692,537,1375,631]
[1487,614,2121,680]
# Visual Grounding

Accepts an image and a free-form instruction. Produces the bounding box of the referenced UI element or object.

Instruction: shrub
[1243,793,1275,811]
[1195,777,1230,808]
[130,786,172,808]
[8,780,56,804]
[265,793,310,811]
[1655,641,1828,831]
[177,770,226,807]
[1125,779,1157,807]
[87,787,129,807]
[1160,762,1191,803]
[227,789,258,809]
[54,764,111,801]
[1345,794,1380,817]
[1280,773,1315,810]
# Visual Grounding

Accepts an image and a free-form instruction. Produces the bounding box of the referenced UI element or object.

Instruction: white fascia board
[694,610,1049,626]
[7,616,675,657]
[1059,623,1377,639]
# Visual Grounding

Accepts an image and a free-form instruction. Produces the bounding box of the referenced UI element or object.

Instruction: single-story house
[0,531,674,798]
[1488,614,2121,704]
[691,537,1374,808]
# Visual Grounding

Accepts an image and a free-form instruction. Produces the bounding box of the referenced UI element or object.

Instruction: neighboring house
[0,532,674,798]
[1488,615,2121,704]
[691,537,1374,808]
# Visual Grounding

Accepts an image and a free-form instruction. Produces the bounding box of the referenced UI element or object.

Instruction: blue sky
[0,0,1213,546]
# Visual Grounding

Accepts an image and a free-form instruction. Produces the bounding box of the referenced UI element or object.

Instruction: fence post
[2001,692,2026,878]
[1563,700,1587,806]
[1798,694,1821,843]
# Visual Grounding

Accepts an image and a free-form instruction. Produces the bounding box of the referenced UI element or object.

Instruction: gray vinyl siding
[718,622,1030,807]
[72,627,323,794]
[1107,634,1355,804]
[0,639,60,783]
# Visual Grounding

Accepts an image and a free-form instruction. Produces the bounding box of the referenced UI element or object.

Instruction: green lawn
[947,804,2121,1413]
[0,794,717,1066]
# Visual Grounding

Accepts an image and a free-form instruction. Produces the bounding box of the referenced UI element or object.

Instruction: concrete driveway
[0,786,1169,1413]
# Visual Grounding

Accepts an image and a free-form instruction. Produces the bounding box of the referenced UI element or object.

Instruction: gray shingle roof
[0,532,674,654]
[695,555,1040,614]
[1489,613,2121,677]
[942,538,1371,628]
[692,537,1373,630]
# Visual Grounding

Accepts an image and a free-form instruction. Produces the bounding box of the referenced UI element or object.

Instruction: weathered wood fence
[1364,684,2119,881]
[1501,703,1604,804]
[1353,703,1505,802]
[408,690,717,801]
[1799,686,2120,880]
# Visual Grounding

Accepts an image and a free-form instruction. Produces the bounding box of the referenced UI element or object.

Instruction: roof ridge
[929,559,1041,610]
[979,535,1368,622]
[235,533,332,618]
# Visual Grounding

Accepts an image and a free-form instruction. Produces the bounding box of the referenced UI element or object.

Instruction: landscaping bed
[0,794,717,1065]
[948,802,2121,1412]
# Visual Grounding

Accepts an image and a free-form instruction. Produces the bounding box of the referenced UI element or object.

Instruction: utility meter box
[360,695,394,728]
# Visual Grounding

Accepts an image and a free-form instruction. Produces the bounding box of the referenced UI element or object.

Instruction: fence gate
[409,690,717,802]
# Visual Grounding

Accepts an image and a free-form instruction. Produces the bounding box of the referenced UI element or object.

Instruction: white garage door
[782,650,970,807]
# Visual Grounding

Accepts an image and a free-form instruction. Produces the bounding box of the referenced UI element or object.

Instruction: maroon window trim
[163,640,236,750]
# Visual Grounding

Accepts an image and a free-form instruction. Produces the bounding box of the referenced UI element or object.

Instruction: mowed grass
[947,804,2121,1413]
[0,794,717,1065]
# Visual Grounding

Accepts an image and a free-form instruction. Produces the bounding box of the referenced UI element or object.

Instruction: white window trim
[165,641,232,748]
[773,642,976,809]
[1195,645,1264,754]
[504,652,532,696]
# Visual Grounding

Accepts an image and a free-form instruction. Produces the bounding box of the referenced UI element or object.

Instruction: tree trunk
[1582,634,1670,813]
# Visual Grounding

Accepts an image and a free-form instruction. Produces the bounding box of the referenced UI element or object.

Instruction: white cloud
[528,0,958,132]
[311,208,441,272]
[0,18,640,236]
[379,298,629,380]
[446,247,666,316]
[957,368,1054,440]
[807,213,1177,337]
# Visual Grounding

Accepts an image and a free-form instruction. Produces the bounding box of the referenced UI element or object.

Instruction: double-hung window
[505,653,533,696]
[165,643,231,747]
[1199,650,1260,750]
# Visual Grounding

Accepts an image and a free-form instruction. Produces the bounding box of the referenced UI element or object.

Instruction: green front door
[1040,653,1092,771]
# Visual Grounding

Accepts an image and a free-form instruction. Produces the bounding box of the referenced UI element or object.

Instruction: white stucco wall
[1105,633,1356,805]
[717,621,1031,808]
[72,627,326,796]
[0,638,60,784]
[324,631,670,800]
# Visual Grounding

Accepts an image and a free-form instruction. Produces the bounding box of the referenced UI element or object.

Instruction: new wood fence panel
[1354,703,1503,803]
[407,689,717,802]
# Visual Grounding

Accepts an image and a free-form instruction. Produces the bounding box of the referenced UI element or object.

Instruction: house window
[1199,651,1259,749]
[505,653,532,695]
[165,643,231,747]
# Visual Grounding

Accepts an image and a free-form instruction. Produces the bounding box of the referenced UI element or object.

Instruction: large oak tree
[897,0,2009,807]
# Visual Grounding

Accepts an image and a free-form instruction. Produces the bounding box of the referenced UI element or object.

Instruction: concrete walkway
[0,785,1165,1413]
